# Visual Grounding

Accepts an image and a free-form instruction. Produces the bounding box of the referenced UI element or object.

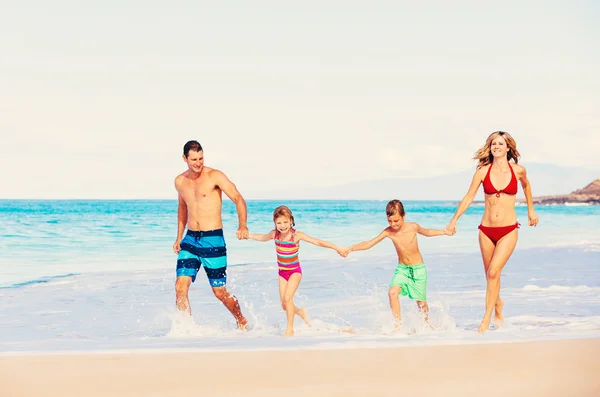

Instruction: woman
[446,131,539,333]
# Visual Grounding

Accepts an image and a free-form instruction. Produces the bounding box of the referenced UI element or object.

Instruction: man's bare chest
[181,180,220,200]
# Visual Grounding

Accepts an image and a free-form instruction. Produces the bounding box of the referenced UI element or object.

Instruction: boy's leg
[388,286,402,325]
[417,300,429,321]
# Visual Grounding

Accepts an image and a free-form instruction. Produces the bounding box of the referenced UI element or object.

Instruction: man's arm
[173,177,188,254]
[215,170,248,239]
[176,193,188,239]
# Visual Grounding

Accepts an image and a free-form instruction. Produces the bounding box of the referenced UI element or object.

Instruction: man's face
[184,150,204,173]
[387,213,404,230]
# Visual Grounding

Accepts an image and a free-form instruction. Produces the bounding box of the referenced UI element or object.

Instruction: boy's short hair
[386,199,405,217]
[183,140,203,157]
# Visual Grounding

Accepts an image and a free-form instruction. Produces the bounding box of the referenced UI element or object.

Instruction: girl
[249,205,346,336]
[446,131,539,333]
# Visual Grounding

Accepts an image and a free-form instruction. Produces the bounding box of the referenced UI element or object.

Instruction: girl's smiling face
[275,215,293,234]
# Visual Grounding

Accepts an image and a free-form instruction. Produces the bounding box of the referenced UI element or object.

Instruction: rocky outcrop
[533,179,600,205]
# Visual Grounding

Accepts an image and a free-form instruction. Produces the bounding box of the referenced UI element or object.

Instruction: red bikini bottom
[478,223,520,245]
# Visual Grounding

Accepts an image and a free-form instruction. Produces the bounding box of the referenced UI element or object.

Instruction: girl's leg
[478,232,504,327]
[280,273,302,336]
[388,286,402,326]
[278,275,309,325]
[478,230,518,333]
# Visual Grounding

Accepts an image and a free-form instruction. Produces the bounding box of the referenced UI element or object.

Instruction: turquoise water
[0,200,599,352]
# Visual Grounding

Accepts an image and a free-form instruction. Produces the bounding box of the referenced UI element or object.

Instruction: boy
[346,200,452,326]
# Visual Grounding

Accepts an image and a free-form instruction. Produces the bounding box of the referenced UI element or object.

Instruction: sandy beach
[1,338,599,397]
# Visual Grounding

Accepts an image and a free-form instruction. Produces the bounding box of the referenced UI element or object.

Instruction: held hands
[237,225,249,240]
[337,247,351,258]
[445,221,457,236]
[528,210,539,227]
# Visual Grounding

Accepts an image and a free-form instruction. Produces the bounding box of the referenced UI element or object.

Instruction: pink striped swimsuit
[274,229,302,281]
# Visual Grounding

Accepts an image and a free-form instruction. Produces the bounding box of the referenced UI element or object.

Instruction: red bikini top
[482,163,518,196]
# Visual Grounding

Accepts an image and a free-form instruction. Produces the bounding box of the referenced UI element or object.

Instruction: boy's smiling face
[387,212,404,230]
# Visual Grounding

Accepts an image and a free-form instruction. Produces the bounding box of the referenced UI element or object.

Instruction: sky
[1,1,599,199]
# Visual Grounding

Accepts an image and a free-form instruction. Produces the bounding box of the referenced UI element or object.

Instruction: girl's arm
[348,230,388,253]
[516,165,539,226]
[417,224,452,237]
[446,167,486,233]
[248,230,275,242]
[295,231,339,251]
[295,231,348,257]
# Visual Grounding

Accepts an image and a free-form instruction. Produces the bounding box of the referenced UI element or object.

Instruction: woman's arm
[516,165,539,226]
[446,167,486,233]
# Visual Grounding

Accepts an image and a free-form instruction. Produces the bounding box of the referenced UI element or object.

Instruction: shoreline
[1,338,599,397]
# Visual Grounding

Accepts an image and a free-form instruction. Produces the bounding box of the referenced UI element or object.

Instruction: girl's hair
[386,199,405,217]
[273,205,295,226]
[473,131,521,168]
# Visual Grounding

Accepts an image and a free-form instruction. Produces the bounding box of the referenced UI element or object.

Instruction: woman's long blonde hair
[473,131,520,168]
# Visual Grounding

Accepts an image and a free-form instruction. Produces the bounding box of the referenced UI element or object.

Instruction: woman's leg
[478,232,504,326]
[478,229,518,333]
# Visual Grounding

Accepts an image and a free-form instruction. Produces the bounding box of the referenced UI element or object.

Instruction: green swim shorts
[390,263,428,301]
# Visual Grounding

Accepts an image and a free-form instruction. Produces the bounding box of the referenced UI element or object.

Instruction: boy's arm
[248,230,275,242]
[348,230,388,253]
[417,224,451,237]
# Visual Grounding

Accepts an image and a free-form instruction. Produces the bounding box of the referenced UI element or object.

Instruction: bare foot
[298,308,312,327]
[236,316,248,331]
[493,299,504,328]
[477,318,491,334]
[393,318,403,332]
[283,329,294,337]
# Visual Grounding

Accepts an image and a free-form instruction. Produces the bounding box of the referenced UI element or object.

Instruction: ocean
[1,199,599,353]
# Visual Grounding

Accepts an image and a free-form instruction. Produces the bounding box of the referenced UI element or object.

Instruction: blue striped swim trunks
[176,229,227,287]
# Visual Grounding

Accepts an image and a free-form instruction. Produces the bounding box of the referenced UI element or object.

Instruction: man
[173,140,248,330]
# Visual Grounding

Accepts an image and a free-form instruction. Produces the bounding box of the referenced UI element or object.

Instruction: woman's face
[490,135,509,158]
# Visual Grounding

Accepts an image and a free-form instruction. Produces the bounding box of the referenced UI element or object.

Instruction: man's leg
[211,286,247,330]
[175,276,192,314]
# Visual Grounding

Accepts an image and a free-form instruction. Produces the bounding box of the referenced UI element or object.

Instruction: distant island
[532,179,600,205]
